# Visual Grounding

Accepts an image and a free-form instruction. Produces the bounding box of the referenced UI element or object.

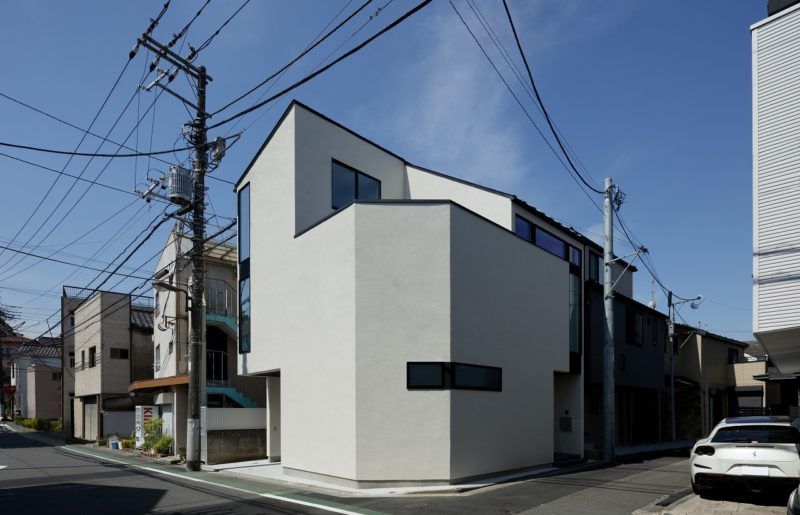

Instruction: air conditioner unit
[169,166,193,205]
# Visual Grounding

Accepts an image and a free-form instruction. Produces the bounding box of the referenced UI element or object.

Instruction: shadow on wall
[754,246,800,286]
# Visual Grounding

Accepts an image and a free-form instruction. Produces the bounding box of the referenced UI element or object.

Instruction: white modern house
[235,100,635,487]
[752,0,800,374]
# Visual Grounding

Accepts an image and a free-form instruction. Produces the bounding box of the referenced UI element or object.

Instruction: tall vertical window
[569,273,581,354]
[89,346,97,368]
[238,184,251,354]
[331,160,380,209]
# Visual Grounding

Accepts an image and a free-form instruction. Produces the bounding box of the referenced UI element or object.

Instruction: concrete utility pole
[603,177,616,464]
[186,66,208,472]
[134,34,212,472]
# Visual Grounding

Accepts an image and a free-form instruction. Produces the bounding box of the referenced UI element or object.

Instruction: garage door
[83,398,97,441]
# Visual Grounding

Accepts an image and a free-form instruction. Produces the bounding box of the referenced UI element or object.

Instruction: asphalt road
[0,423,695,515]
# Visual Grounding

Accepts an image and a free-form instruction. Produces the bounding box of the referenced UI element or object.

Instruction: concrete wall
[152,228,190,379]
[131,328,154,383]
[61,294,84,434]
[27,364,61,420]
[449,204,571,478]
[353,203,453,482]
[732,361,768,388]
[73,398,83,438]
[103,410,134,439]
[206,429,267,465]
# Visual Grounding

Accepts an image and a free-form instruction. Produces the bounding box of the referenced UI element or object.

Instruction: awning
[755,326,800,374]
[128,374,189,393]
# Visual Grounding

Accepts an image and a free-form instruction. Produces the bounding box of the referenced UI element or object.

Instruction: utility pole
[603,177,616,464]
[134,34,213,472]
[668,291,676,442]
[186,66,208,471]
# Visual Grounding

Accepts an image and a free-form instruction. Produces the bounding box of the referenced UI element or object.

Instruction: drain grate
[656,488,692,507]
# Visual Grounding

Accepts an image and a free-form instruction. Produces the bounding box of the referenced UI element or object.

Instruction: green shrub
[143,417,163,451]
[120,438,135,449]
[154,435,173,455]
[47,419,62,432]
[98,437,108,447]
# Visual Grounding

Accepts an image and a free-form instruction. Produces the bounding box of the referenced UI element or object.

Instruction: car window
[711,425,800,444]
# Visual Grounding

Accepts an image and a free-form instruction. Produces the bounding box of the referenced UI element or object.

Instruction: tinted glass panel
[357,173,381,201]
[238,184,250,262]
[514,215,532,241]
[569,273,581,354]
[589,252,601,281]
[569,246,582,267]
[332,162,356,209]
[712,425,800,444]
[535,227,566,258]
[452,363,501,391]
[407,363,444,388]
[239,277,251,353]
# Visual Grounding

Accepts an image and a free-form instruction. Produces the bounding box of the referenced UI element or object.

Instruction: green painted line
[62,445,383,515]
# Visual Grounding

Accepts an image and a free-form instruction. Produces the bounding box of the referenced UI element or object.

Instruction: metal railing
[206,278,236,318]
[206,350,228,386]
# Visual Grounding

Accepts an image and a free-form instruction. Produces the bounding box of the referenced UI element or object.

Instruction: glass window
[626,309,643,345]
[452,363,502,391]
[728,348,739,364]
[332,161,381,209]
[357,172,380,201]
[331,162,356,209]
[569,273,581,354]
[239,184,251,354]
[535,227,566,259]
[239,277,251,354]
[238,184,250,262]
[110,348,129,360]
[155,344,161,372]
[514,215,532,241]
[712,425,800,444]
[407,362,445,389]
[589,252,601,282]
[569,246,582,267]
[89,346,96,368]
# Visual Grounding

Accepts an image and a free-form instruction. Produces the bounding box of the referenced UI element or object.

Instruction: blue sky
[0,0,764,338]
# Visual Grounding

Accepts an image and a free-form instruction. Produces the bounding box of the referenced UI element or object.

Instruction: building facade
[235,101,639,486]
[72,291,153,441]
[752,0,800,373]
[128,224,265,462]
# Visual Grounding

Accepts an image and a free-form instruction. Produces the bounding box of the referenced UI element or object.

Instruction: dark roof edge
[586,280,667,319]
[675,323,749,348]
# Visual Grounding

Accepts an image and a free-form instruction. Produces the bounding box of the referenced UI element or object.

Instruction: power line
[0,244,151,280]
[207,0,433,130]
[0,138,235,159]
[211,0,374,116]
[187,0,252,60]
[500,0,603,195]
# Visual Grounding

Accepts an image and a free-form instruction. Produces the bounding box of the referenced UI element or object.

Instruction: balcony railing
[207,278,236,318]
[207,350,228,386]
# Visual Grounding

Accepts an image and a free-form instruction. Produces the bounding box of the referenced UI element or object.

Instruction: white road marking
[0,465,7,470]
[0,424,16,432]
[62,446,367,515]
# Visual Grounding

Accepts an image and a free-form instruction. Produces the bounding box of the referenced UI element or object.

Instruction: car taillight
[694,445,715,456]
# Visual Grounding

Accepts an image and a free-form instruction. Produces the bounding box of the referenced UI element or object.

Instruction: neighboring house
[233,100,638,487]
[128,224,265,463]
[752,1,800,372]
[9,341,61,419]
[673,325,751,437]
[72,291,153,441]
[584,286,669,450]
[1,335,32,417]
[61,286,89,436]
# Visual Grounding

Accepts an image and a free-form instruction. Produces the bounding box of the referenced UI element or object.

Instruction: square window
[407,362,445,389]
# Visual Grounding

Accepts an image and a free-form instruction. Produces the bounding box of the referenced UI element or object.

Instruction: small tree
[143,417,163,451]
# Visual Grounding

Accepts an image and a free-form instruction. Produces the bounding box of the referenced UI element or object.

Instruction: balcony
[206,278,236,336]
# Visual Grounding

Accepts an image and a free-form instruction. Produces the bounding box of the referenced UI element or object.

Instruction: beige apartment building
[72,291,153,441]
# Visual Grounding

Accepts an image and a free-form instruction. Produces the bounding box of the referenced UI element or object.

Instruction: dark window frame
[514,215,533,242]
[110,348,129,360]
[238,184,251,354]
[407,361,502,392]
[89,346,96,368]
[534,226,567,260]
[331,159,381,210]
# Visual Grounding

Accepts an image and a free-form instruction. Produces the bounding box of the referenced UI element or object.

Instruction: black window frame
[110,348,129,360]
[89,346,96,368]
[626,308,643,346]
[514,215,533,242]
[238,183,251,354]
[728,348,740,364]
[407,361,502,392]
[588,252,602,282]
[331,159,381,210]
[534,226,567,260]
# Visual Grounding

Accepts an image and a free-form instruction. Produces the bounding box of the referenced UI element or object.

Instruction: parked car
[690,416,800,496]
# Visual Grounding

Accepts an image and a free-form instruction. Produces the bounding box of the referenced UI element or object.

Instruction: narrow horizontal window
[110,348,129,360]
[514,215,532,241]
[407,362,501,391]
[407,362,446,389]
[332,160,381,209]
[535,227,566,259]
[452,363,502,391]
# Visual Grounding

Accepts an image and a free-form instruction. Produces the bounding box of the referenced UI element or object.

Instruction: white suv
[691,416,800,495]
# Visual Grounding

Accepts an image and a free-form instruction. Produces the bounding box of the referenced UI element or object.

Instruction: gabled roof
[235,100,636,269]
[131,308,154,331]
[675,323,749,348]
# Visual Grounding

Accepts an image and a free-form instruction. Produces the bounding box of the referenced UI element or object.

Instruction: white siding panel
[754,9,800,333]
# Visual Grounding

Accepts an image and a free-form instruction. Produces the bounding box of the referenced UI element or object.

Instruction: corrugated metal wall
[754,9,800,332]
